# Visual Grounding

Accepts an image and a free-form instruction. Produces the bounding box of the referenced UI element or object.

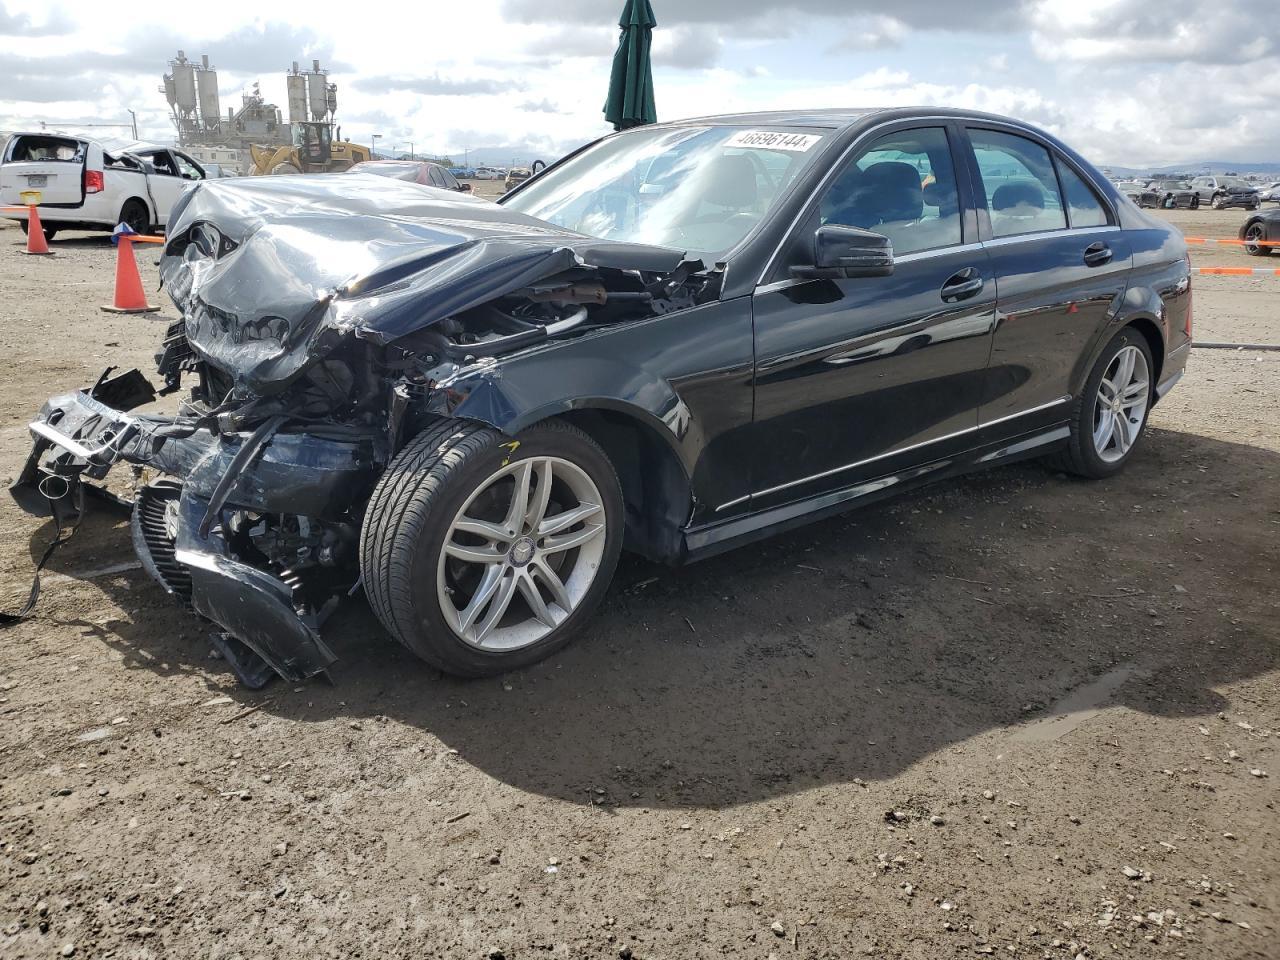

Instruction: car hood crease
[158,177,686,394]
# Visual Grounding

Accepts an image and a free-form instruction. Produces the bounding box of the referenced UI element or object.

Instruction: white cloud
[0,0,1277,167]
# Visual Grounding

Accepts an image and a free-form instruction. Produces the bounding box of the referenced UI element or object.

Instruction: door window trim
[957,121,1118,241]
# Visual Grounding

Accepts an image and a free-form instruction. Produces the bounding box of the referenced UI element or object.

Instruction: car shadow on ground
[19,425,1280,808]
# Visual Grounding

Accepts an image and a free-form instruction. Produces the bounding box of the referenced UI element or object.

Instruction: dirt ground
[0,203,1276,960]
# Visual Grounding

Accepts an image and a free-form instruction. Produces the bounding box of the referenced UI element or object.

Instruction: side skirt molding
[682,422,1070,562]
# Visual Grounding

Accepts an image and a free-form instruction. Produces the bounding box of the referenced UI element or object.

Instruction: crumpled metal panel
[159,176,685,394]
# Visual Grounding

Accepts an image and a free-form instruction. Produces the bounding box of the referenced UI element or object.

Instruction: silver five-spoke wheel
[437,457,607,651]
[1092,344,1149,463]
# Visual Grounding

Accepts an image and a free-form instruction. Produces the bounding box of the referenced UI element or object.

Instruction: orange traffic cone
[1,201,54,255]
[100,232,164,314]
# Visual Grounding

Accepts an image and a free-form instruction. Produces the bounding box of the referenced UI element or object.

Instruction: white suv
[0,133,207,240]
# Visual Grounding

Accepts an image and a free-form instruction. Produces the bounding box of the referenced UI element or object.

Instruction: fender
[425,297,758,539]
[435,354,695,476]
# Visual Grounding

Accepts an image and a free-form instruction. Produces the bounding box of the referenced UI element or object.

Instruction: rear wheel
[1243,223,1272,257]
[1047,328,1154,479]
[119,199,150,235]
[360,419,624,677]
[17,222,58,241]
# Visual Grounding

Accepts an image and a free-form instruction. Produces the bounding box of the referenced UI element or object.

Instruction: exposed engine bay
[9,175,713,687]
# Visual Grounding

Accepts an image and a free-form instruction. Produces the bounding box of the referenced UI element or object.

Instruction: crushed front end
[10,175,704,686]
[11,356,385,684]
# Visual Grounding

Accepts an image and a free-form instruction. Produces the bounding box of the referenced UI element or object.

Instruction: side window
[818,126,962,256]
[174,153,204,181]
[442,169,460,190]
[1055,160,1109,228]
[428,165,447,187]
[969,129,1066,238]
[146,151,178,177]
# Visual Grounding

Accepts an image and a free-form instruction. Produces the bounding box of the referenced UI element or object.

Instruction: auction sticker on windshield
[723,130,822,152]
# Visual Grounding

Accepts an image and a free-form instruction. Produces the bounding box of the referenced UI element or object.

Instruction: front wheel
[1046,329,1154,479]
[1243,223,1272,256]
[1211,193,1225,209]
[359,419,624,677]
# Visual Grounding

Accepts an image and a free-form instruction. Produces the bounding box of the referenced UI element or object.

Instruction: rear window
[7,135,86,163]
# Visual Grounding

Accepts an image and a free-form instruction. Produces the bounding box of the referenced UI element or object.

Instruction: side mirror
[791,224,893,280]
[459,182,472,192]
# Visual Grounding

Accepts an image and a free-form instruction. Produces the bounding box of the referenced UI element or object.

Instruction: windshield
[1161,181,1190,189]
[502,124,829,260]
[1219,177,1249,189]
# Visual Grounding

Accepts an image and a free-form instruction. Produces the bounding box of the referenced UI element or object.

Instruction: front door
[962,126,1132,435]
[751,124,997,508]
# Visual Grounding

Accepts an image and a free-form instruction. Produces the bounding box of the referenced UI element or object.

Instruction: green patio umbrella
[604,0,657,131]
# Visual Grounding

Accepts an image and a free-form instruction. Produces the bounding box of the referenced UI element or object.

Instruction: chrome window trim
[959,119,1121,228]
[720,394,1072,508]
[980,224,1121,249]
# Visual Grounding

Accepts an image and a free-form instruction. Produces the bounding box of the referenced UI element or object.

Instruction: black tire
[119,199,151,235]
[1242,223,1272,257]
[1190,196,1199,210]
[16,222,56,240]
[1046,327,1155,480]
[359,418,624,677]
[1211,193,1225,210]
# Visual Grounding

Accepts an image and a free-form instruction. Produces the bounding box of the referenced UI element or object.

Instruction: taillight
[1184,256,1193,339]
[85,170,104,193]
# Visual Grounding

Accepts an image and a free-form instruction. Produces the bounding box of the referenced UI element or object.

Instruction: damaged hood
[159,175,685,394]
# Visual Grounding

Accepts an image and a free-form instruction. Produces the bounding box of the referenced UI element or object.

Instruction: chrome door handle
[1083,241,1113,267]
[941,268,984,303]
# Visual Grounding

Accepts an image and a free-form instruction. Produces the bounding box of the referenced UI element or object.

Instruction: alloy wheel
[436,456,607,651]
[1092,345,1150,464]
[1244,224,1266,255]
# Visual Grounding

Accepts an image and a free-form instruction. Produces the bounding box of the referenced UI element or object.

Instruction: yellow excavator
[249,122,371,176]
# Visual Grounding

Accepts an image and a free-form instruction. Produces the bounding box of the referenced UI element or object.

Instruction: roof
[670,107,885,128]
[655,106,1045,132]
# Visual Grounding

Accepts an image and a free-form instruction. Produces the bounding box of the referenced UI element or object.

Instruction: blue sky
[1,0,1276,168]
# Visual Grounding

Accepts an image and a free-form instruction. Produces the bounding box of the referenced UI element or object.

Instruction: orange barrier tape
[1192,267,1280,276]
[1184,236,1280,247]
[120,235,166,244]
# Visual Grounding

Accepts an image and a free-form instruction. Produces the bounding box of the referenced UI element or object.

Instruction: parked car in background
[1239,206,1280,256]
[347,160,472,192]
[1258,182,1280,203]
[1135,179,1200,209]
[449,166,477,179]
[1189,175,1261,210]
[14,107,1190,686]
[474,166,503,180]
[503,160,547,192]
[0,132,207,237]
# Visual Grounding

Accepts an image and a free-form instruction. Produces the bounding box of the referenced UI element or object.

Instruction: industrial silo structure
[195,54,221,133]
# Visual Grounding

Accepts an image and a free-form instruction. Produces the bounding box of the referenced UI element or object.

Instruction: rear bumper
[1156,340,1191,400]
[10,376,381,682]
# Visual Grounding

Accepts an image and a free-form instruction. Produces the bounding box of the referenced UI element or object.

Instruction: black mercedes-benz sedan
[13,108,1192,685]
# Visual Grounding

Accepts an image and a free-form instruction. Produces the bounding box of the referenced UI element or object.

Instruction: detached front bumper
[10,371,382,683]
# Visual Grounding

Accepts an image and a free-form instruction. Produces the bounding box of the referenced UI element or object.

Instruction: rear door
[961,125,1132,436]
[0,134,88,206]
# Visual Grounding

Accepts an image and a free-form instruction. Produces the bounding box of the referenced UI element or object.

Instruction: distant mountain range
[1101,161,1280,177]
